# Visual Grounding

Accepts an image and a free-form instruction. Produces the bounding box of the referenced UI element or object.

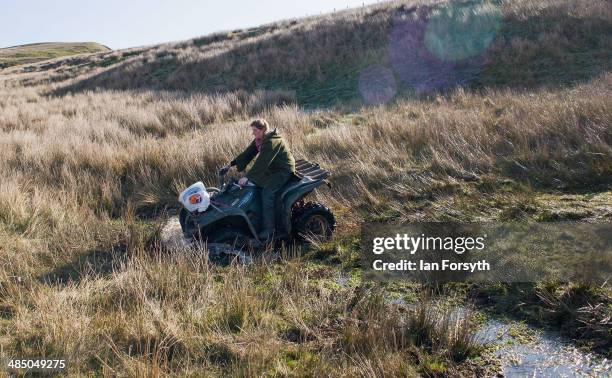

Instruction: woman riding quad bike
[179,119,335,248]
[223,119,295,241]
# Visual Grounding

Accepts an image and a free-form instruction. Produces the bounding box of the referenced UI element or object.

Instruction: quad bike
[179,159,336,252]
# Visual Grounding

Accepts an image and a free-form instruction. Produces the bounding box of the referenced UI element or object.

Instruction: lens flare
[388,3,500,92]
[358,65,397,105]
[424,2,502,62]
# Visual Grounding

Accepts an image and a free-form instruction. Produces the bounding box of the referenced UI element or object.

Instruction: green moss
[419,356,447,375]
[506,322,539,344]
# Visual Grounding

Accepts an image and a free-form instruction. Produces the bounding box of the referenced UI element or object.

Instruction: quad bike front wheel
[292,202,336,241]
[200,227,253,265]
[179,208,189,232]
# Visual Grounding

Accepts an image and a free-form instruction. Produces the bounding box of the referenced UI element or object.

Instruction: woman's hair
[250,119,269,131]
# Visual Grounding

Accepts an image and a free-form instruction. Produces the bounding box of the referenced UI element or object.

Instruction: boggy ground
[0,77,609,375]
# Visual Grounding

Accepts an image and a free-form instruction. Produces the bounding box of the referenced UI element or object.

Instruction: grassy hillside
[0,42,110,68]
[0,0,610,375]
[5,0,609,106]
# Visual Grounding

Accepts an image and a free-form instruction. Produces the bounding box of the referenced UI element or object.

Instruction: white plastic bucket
[179,182,210,213]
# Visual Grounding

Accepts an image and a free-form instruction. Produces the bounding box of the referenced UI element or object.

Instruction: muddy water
[160,216,193,250]
[478,320,610,377]
[160,216,252,264]
[383,296,611,377]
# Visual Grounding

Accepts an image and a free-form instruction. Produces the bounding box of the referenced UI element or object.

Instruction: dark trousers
[260,172,290,232]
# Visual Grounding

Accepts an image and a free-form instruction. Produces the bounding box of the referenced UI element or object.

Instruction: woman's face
[251,125,265,139]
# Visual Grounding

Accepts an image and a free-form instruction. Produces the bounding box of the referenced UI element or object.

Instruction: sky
[1,0,381,50]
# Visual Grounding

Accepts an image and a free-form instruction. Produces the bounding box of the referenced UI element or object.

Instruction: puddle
[478,320,611,377]
[388,298,610,376]
[335,272,350,287]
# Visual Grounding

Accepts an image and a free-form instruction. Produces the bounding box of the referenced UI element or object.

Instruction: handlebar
[217,165,254,191]
[218,167,229,191]
[218,166,230,176]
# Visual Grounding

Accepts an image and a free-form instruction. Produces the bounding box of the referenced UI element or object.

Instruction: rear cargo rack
[295,159,330,180]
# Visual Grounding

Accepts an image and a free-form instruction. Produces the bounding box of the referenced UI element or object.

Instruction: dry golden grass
[0,0,610,375]
[1,72,610,374]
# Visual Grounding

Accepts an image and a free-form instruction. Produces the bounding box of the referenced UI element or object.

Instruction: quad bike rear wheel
[292,202,335,241]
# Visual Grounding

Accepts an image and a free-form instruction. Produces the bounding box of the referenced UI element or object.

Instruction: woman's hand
[219,163,232,175]
[238,177,249,186]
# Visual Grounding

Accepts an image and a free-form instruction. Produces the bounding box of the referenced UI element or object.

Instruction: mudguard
[280,178,325,234]
[185,206,259,240]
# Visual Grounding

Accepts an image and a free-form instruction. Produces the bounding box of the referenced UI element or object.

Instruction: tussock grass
[1,70,610,373]
[0,244,484,375]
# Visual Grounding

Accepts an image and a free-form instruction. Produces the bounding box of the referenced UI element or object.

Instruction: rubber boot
[258,207,275,241]
[258,188,276,241]
[257,173,290,242]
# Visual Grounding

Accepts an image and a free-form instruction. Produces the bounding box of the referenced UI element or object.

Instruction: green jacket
[232,129,296,189]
